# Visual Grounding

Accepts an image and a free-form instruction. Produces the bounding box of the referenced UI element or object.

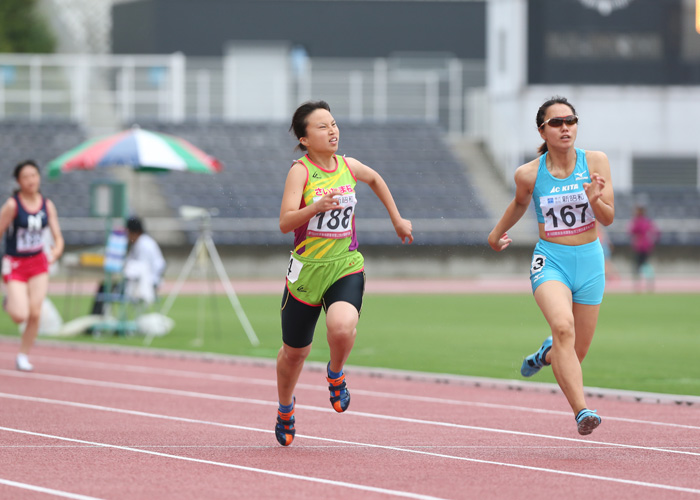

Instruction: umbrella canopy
[47,127,222,177]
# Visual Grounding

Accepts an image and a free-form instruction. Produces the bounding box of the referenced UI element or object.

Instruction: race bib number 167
[539,193,595,237]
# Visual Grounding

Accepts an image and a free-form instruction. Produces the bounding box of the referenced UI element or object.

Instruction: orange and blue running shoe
[275,398,295,446]
[327,362,351,413]
[576,408,601,436]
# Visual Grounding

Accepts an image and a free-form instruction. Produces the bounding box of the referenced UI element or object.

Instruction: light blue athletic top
[532,148,596,237]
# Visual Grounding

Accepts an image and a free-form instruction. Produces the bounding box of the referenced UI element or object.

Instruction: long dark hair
[536,96,577,155]
[289,100,331,152]
[12,160,41,195]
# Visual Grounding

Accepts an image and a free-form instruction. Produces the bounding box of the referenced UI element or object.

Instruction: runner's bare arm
[584,151,614,226]
[346,157,413,244]
[488,162,537,251]
[0,198,17,236]
[46,199,64,262]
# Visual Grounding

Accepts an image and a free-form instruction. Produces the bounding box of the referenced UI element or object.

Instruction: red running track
[0,340,699,500]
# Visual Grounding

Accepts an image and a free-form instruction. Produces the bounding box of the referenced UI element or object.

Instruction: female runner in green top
[275,100,413,446]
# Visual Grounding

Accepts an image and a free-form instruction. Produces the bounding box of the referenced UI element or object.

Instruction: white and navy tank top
[4,194,49,256]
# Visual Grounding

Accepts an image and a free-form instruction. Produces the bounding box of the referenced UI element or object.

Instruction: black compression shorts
[280,271,365,348]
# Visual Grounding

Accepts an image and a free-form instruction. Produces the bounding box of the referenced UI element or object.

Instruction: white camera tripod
[149,206,260,347]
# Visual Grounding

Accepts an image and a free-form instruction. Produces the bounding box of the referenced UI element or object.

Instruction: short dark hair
[126,216,144,234]
[289,100,331,152]
[13,160,40,180]
[12,160,41,195]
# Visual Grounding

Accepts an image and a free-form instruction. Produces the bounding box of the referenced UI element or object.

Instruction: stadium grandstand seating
[6,119,695,248]
[0,120,108,246]
[613,188,700,246]
[142,120,491,245]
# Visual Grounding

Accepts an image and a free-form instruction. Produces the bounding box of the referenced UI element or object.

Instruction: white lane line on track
[2,370,699,457]
[1,395,699,496]
[10,355,700,431]
[0,425,445,500]
[0,478,105,500]
[4,444,700,451]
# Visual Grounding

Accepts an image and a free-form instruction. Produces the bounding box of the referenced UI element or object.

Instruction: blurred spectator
[628,205,659,292]
[90,216,165,318]
[124,216,166,303]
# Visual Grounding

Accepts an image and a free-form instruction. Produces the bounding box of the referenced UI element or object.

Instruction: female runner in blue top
[488,97,614,436]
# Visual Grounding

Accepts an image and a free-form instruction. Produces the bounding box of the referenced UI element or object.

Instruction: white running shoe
[16,353,34,372]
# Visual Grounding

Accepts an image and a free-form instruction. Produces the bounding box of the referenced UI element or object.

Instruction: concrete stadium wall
[483,85,700,191]
[110,244,700,280]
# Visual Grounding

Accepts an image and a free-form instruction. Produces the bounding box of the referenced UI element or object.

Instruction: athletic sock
[278,401,294,414]
[327,366,343,379]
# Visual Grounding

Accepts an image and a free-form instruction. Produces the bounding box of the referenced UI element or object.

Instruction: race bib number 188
[307,193,357,239]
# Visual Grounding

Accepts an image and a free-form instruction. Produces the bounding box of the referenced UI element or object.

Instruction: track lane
[2,393,700,499]
[1,342,699,499]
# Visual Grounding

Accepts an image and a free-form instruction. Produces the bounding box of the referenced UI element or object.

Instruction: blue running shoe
[576,408,601,436]
[327,362,351,413]
[520,336,553,377]
[275,397,295,446]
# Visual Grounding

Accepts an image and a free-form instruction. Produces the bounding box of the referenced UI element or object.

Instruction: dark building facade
[528,0,700,85]
[111,0,487,59]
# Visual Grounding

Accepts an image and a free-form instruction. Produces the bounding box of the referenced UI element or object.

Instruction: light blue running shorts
[529,239,605,305]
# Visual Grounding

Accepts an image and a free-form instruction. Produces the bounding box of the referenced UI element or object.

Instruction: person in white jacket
[124,216,165,304]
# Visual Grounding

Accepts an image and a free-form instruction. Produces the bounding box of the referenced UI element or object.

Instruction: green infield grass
[1,292,697,396]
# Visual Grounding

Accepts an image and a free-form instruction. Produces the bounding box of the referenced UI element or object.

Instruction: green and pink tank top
[293,154,358,259]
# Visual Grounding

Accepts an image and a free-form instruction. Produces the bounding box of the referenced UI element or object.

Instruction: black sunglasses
[540,115,578,129]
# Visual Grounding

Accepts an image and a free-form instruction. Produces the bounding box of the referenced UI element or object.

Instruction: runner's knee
[281,344,311,366]
[550,318,575,342]
[327,325,356,348]
[325,304,359,342]
[326,313,356,337]
[9,310,28,324]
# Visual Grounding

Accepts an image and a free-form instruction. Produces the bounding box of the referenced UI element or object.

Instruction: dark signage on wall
[528,0,700,84]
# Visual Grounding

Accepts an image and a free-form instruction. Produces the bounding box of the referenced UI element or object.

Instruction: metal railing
[0,52,485,135]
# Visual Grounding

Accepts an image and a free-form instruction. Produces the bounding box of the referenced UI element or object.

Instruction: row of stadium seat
[140,120,491,244]
[2,119,699,246]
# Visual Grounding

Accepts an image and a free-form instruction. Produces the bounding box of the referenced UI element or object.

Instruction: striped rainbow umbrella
[47,127,222,177]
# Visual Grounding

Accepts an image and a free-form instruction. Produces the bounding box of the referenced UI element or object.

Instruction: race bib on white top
[16,227,44,253]
[539,192,595,237]
[307,193,357,239]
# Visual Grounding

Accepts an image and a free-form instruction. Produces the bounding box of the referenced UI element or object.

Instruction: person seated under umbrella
[91,216,165,316]
[123,216,166,304]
